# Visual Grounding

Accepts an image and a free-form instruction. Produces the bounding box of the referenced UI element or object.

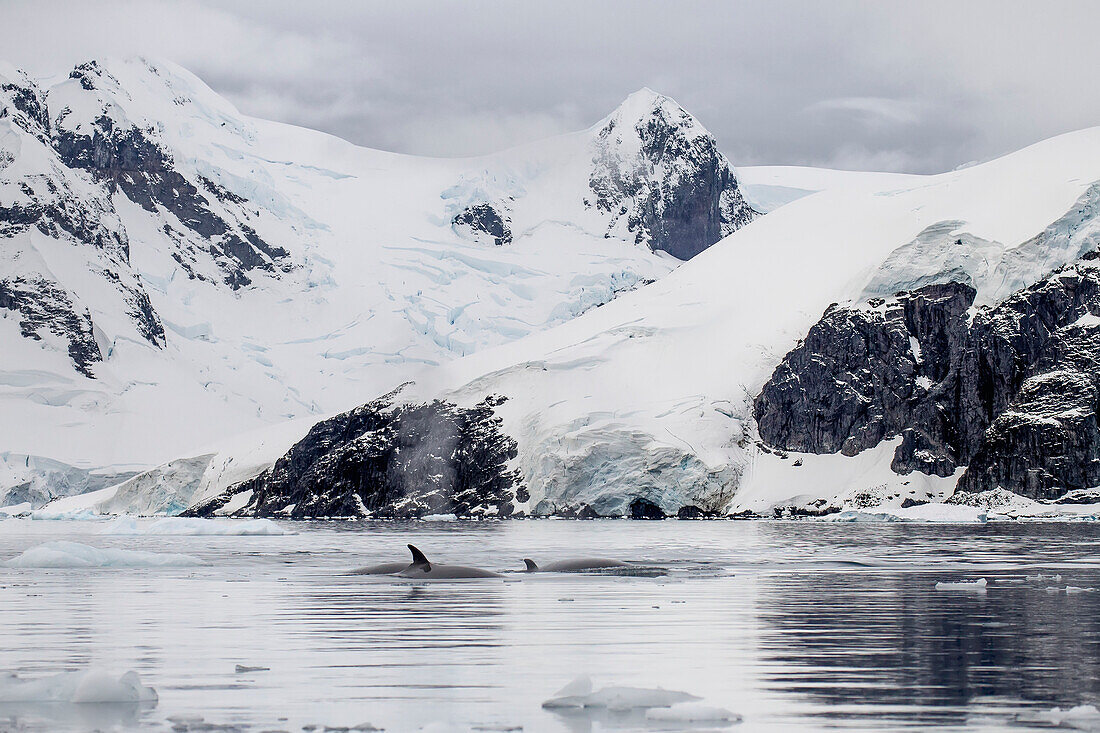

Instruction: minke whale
[523,557,633,572]
[349,561,411,575]
[397,544,502,579]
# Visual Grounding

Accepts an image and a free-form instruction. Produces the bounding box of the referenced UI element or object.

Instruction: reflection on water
[2,519,1100,731]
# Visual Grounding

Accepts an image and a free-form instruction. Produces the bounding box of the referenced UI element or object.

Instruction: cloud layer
[5,0,1099,172]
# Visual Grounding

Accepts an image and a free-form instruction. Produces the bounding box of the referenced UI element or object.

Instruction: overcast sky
[4,0,1098,173]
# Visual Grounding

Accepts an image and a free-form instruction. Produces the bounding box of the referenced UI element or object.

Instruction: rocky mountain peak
[587,88,756,259]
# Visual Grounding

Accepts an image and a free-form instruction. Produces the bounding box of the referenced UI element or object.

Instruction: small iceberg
[543,676,701,711]
[935,578,988,591]
[102,517,292,536]
[5,541,203,568]
[0,669,157,703]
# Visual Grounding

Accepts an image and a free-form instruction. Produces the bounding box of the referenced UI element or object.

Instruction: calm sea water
[2,518,1100,732]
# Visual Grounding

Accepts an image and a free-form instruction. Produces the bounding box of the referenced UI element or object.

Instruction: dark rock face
[588,93,757,260]
[755,263,1100,499]
[958,307,1100,499]
[0,277,102,376]
[188,389,524,519]
[452,203,512,246]
[53,114,287,288]
[754,282,975,472]
[0,70,167,374]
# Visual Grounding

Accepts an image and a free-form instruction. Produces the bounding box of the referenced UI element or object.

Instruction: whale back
[540,558,632,572]
[350,561,409,575]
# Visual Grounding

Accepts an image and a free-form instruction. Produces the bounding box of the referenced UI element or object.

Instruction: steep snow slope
[0,58,755,489]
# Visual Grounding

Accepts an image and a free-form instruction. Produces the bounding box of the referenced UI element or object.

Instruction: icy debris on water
[4,541,203,568]
[1027,573,1063,582]
[935,578,988,591]
[1046,586,1097,594]
[102,517,293,536]
[234,664,270,673]
[0,669,157,703]
[165,716,252,732]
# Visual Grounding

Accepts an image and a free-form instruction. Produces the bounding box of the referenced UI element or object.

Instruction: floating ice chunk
[543,681,700,711]
[234,664,270,673]
[1067,586,1096,594]
[5,541,203,568]
[421,513,458,522]
[935,578,988,591]
[552,675,593,698]
[1027,573,1063,582]
[102,517,292,536]
[646,702,742,723]
[0,669,157,703]
[1034,704,1100,728]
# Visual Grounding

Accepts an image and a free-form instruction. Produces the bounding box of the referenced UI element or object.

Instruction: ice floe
[935,578,988,591]
[4,541,203,568]
[101,517,292,536]
[0,669,157,703]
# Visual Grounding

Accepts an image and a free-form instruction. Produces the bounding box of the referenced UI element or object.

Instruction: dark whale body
[523,558,633,572]
[397,545,502,579]
[349,561,410,575]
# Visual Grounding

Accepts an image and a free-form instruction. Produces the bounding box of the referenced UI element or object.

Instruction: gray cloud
[4,0,1099,172]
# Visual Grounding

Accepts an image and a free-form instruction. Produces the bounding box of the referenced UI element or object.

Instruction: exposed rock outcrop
[587,88,756,259]
[452,202,512,246]
[0,276,102,376]
[755,261,1100,500]
[187,389,525,518]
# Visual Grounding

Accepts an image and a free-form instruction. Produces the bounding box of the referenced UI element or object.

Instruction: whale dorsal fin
[524,558,538,572]
[408,544,431,571]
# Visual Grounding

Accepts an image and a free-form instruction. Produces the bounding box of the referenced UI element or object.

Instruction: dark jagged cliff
[755,260,1100,500]
[187,389,526,519]
[587,88,757,259]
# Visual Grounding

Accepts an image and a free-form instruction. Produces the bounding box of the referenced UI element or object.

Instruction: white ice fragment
[552,675,593,698]
[1027,573,1063,582]
[421,513,458,522]
[935,578,988,591]
[234,664,270,673]
[1034,704,1100,728]
[543,683,700,711]
[0,669,157,703]
[4,541,203,568]
[645,702,742,723]
[102,517,292,536]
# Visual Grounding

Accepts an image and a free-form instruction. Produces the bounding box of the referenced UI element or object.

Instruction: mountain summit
[587,88,756,258]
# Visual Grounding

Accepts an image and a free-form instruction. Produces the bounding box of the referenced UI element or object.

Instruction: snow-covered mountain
[0,57,757,505]
[162,125,1100,520]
